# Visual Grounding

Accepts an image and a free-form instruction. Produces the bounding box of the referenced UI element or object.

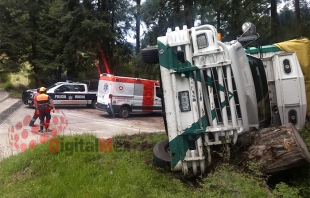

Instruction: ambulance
[96,73,162,118]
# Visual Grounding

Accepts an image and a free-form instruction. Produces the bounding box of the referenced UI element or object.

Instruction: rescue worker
[36,87,55,133]
[29,88,41,127]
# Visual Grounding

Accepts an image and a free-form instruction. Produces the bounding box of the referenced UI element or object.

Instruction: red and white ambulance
[96,73,162,118]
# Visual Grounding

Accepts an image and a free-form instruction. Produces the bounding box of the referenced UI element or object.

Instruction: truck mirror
[242,22,256,35]
[177,51,185,63]
[237,22,260,46]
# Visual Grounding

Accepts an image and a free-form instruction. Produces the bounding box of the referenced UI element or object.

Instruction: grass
[1,132,307,198]
[0,67,31,99]
[0,82,27,99]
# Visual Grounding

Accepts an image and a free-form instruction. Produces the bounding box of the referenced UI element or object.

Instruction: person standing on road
[36,87,55,133]
[29,88,41,127]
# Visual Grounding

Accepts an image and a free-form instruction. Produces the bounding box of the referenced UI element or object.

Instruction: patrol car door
[52,84,72,105]
[154,86,162,112]
[65,84,88,105]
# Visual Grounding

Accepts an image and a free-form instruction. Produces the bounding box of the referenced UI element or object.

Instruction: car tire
[141,46,159,64]
[118,106,130,118]
[91,100,97,109]
[153,139,171,169]
[22,91,28,104]
[28,101,34,108]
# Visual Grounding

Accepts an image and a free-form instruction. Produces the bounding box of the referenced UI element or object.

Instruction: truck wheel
[118,107,130,118]
[141,46,159,64]
[153,139,171,169]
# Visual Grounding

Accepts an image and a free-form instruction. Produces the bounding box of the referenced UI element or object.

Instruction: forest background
[0,0,309,87]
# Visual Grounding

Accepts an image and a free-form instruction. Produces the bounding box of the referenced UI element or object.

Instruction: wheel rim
[121,110,129,117]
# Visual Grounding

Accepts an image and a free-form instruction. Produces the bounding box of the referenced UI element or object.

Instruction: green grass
[0,82,27,99]
[0,70,30,99]
[1,132,306,198]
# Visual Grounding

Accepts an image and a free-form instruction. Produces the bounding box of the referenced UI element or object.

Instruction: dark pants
[39,108,51,131]
[29,110,41,126]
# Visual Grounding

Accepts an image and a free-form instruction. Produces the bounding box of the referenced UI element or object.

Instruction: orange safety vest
[36,94,50,109]
[33,92,40,106]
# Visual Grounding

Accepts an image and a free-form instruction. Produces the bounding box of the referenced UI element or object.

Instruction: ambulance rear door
[97,79,112,105]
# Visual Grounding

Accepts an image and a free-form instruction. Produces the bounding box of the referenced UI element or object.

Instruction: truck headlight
[197,33,209,49]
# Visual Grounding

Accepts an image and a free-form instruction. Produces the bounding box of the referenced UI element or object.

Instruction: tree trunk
[184,0,194,28]
[28,0,41,87]
[216,11,221,33]
[136,0,140,55]
[270,0,279,36]
[294,0,301,24]
[239,123,310,174]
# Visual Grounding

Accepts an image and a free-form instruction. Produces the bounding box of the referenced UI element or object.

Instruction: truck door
[51,84,72,105]
[71,84,88,105]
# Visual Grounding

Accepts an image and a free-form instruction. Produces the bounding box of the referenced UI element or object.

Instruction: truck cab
[142,23,308,177]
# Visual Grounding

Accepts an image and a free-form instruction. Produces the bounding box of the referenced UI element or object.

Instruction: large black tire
[22,91,29,105]
[141,46,159,64]
[153,139,171,169]
[118,106,130,118]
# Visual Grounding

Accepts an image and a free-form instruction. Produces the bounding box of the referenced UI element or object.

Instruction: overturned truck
[141,22,310,177]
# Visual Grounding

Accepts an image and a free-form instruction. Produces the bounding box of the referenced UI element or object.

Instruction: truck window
[247,55,271,128]
[57,85,72,92]
[74,85,85,92]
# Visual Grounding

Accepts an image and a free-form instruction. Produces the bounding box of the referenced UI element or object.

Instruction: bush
[1,81,14,91]
[0,73,10,83]
[273,182,301,198]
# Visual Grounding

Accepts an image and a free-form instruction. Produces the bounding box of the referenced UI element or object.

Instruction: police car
[22,80,98,108]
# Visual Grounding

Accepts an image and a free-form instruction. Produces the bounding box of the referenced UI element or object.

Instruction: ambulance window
[134,84,143,96]
[156,87,162,98]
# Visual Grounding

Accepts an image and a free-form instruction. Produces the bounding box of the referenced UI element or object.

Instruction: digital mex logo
[7,108,68,151]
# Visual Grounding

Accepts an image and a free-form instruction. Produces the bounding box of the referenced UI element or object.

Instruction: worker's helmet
[39,87,47,93]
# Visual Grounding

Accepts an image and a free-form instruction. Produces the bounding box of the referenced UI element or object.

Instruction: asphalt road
[0,89,9,103]
[0,97,165,161]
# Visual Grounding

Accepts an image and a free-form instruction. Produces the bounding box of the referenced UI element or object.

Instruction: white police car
[22,80,98,108]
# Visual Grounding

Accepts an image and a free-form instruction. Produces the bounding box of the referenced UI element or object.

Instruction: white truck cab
[142,22,308,177]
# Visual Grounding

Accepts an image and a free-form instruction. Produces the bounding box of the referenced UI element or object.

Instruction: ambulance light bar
[100,73,114,77]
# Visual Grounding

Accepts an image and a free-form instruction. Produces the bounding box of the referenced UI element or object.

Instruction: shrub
[2,81,14,91]
[273,182,301,198]
[0,73,10,83]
